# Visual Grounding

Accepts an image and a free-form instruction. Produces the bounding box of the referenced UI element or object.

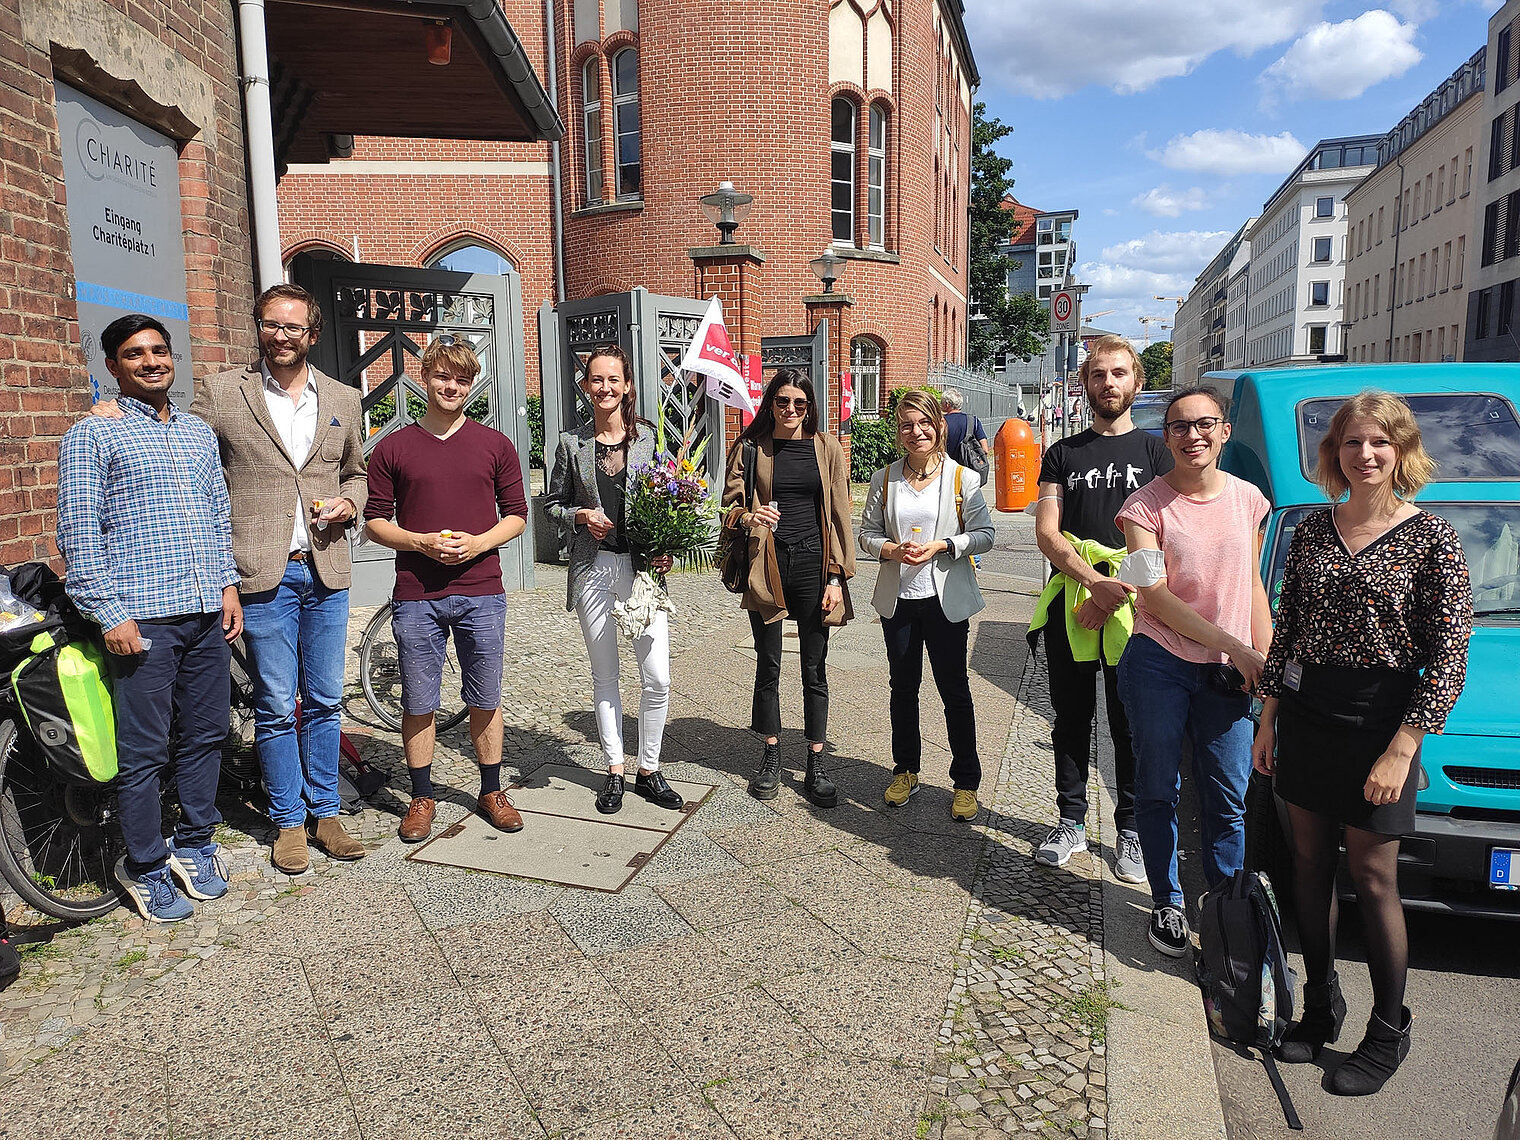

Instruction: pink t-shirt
[1115,474,1268,665]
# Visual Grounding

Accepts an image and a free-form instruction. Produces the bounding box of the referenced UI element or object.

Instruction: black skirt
[1274,662,1421,835]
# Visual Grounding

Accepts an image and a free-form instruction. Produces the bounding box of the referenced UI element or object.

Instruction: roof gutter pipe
[542,0,565,301]
[237,0,284,290]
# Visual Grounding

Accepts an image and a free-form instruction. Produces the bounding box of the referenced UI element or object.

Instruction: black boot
[1277,973,1347,1063]
[1329,1006,1412,1096]
[748,743,781,800]
[596,772,626,815]
[803,751,837,808]
[0,912,18,986]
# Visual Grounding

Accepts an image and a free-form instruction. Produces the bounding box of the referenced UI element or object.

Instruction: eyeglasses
[434,334,459,347]
[257,320,311,337]
[897,420,936,435]
[774,397,808,411]
[1165,416,1223,438]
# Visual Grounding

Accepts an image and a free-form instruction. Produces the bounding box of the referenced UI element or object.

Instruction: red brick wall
[0,0,254,567]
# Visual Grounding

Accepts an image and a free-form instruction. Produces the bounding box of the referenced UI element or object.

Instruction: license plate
[1491,847,1520,890]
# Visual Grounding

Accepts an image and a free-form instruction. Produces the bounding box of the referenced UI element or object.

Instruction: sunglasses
[1165,416,1223,438]
[774,396,809,411]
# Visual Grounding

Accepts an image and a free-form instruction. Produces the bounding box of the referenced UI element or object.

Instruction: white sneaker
[1034,820,1087,867]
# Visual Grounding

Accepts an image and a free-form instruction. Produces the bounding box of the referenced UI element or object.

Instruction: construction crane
[1080,308,1116,329]
[1153,294,1186,307]
[1138,316,1172,346]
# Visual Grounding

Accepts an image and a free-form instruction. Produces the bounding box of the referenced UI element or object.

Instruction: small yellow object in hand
[440,530,453,538]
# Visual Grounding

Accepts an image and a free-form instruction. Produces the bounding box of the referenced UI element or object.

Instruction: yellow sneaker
[884,772,919,805]
[951,790,979,821]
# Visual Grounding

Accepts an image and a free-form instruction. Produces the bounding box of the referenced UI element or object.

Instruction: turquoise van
[1213,364,1520,920]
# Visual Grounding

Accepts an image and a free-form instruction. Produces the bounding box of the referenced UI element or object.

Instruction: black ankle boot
[596,772,625,815]
[803,751,837,808]
[1277,973,1347,1063]
[1329,1006,1412,1096]
[748,743,781,800]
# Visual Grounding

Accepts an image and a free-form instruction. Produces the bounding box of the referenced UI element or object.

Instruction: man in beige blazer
[191,284,369,874]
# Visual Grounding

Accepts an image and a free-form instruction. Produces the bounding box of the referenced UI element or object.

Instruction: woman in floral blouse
[1253,390,1471,1097]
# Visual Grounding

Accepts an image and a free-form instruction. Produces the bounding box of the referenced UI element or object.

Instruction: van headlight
[1417,764,1430,791]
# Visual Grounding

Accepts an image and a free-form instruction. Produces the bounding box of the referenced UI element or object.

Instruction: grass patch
[700,1076,730,1090]
[1058,980,1126,1046]
[18,941,62,961]
[915,1101,948,1139]
[115,950,148,969]
[987,945,1025,965]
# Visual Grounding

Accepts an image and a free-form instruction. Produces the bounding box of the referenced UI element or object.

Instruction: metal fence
[928,363,1027,435]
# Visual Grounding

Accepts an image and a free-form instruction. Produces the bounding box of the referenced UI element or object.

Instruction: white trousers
[576,551,671,771]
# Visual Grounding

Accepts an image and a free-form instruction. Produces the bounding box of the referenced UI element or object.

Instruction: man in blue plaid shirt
[57,314,242,923]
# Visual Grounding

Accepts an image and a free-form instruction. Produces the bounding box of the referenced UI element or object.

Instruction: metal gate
[761,322,831,429]
[537,288,723,483]
[293,255,534,604]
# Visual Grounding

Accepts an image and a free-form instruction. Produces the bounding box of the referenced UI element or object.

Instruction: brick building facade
[277,0,978,407]
[0,0,256,567]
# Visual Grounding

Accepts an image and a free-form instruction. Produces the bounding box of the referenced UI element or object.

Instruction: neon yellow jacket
[1028,534,1134,666]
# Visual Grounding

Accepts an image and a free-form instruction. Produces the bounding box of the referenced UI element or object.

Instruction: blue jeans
[393,593,507,714]
[108,612,230,874]
[239,559,349,828]
[1117,633,1253,909]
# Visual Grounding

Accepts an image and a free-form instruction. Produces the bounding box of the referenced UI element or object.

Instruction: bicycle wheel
[0,718,123,920]
[220,639,261,793]
[359,604,470,732]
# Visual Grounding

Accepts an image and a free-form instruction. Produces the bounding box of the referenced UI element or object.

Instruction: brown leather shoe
[272,826,310,874]
[312,816,366,861]
[399,797,436,843]
[477,790,524,833]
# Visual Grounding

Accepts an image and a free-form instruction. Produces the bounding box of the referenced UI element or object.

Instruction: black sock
[479,763,501,795]
[409,764,434,799]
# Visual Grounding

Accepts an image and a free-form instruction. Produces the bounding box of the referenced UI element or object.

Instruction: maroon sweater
[365,420,528,600]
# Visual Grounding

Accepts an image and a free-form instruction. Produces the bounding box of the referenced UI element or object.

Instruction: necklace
[904,457,941,480]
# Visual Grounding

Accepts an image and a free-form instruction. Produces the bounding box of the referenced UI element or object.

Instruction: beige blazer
[191,363,368,595]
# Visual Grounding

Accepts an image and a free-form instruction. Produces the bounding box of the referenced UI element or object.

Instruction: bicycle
[0,643,257,921]
[357,602,469,733]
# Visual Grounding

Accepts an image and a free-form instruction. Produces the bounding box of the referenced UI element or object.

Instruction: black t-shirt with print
[1037,428,1173,549]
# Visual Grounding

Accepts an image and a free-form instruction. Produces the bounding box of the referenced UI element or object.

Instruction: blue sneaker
[114,858,194,923]
[168,840,230,901]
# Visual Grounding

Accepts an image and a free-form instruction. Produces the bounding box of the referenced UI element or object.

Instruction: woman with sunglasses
[857,389,995,821]
[1253,392,1469,1096]
[545,344,681,816]
[721,369,855,807]
[1114,386,1272,960]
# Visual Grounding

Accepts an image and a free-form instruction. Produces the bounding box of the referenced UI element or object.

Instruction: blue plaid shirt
[57,396,238,630]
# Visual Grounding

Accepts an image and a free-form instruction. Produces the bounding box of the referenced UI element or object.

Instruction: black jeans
[882,595,980,790]
[1044,616,1136,831]
[750,536,829,742]
[108,612,231,874]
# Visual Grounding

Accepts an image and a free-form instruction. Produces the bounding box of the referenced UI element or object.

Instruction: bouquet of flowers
[616,414,719,637]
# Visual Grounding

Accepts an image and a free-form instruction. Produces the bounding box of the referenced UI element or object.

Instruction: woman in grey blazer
[858,389,996,821]
[545,345,680,817]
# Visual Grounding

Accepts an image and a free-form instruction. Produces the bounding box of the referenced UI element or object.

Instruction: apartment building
[1467,0,1520,360]
[1345,49,1485,363]
[1174,219,1255,386]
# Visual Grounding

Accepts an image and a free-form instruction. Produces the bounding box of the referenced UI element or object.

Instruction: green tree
[968,102,1048,370]
[1139,341,1173,390]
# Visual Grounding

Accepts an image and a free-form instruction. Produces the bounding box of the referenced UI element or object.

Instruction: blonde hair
[419,338,481,380]
[894,388,946,454]
[1078,334,1145,388]
[1315,389,1436,501]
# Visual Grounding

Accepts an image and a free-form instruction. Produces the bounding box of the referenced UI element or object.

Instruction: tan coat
[191,364,368,595]
[721,431,856,626]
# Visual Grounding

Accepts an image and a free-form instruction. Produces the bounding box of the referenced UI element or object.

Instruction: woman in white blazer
[858,389,996,821]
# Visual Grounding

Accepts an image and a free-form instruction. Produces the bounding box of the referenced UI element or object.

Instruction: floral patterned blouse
[1261,508,1472,732]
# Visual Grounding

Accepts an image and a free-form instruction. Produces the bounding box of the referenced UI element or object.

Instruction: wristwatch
[827,574,843,587]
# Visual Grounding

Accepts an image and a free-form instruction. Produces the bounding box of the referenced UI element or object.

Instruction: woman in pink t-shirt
[1113,386,1272,959]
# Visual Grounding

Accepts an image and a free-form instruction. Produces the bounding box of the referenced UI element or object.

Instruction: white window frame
[850,337,882,416]
[611,48,641,200]
[582,58,603,204]
[831,97,856,245]
[866,105,886,250]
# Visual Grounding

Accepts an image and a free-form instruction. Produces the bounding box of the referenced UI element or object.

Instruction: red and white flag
[741,354,763,427]
[839,369,855,423]
[680,296,755,415]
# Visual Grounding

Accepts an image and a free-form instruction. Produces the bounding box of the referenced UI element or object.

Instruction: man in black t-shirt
[1030,335,1171,882]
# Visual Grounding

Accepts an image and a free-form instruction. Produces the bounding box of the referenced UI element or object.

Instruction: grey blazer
[857,458,996,622]
[545,424,657,612]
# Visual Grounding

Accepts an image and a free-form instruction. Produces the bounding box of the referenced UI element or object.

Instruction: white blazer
[858,458,996,622]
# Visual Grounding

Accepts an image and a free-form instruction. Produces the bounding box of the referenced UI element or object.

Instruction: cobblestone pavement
[0,516,1119,1140]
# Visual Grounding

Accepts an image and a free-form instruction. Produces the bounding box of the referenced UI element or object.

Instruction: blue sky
[967,0,1502,344]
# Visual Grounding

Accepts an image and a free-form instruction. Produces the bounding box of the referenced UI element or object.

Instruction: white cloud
[964,0,1323,98]
[1262,10,1422,101]
[1078,229,1234,338]
[1132,185,1211,217]
[1099,229,1234,274]
[1152,129,1308,176]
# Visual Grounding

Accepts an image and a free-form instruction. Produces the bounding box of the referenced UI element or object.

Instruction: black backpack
[1196,869,1302,1130]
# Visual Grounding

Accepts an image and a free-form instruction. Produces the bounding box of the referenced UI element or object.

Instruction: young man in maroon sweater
[364,340,529,841]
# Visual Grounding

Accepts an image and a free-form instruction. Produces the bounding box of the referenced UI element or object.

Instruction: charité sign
[57,83,194,403]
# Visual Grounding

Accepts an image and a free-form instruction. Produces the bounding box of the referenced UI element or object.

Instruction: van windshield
[1297,394,1520,481]
[1267,503,1520,620]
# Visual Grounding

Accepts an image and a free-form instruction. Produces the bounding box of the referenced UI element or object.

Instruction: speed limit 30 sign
[1050,289,1078,333]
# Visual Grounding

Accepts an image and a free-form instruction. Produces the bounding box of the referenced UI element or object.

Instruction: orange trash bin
[994,418,1040,512]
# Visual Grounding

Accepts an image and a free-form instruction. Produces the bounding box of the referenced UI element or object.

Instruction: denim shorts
[392,594,507,714]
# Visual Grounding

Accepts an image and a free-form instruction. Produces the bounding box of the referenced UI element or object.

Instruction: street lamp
[698,181,753,245]
[808,248,848,294]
